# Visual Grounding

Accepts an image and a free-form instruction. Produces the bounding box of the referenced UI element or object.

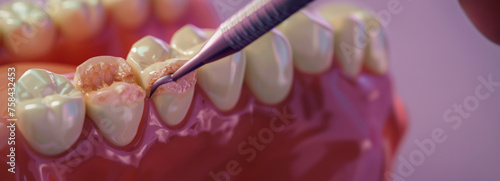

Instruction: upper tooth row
[0,0,187,58]
[14,4,389,156]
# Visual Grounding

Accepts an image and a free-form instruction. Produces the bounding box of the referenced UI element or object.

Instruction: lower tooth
[16,69,85,155]
[277,9,334,74]
[74,56,145,146]
[244,29,294,105]
[46,0,105,41]
[171,24,207,51]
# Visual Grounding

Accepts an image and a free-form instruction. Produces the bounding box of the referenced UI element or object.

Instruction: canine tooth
[102,0,149,29]
[0,1,56,58]
[277,9,334,74]
[46,0,104,41]
[153,0,187,23]
[244,29,293,105]
[74,56,145,146]
[170,24,207,51]
[144,59,196,126]
[16,69,85,155]
[126,36,179,89]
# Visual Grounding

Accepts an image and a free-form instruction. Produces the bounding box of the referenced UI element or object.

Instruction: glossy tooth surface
[126,36,179,89]
[153,0,187,23]
[365,19,388,75]
[170,24,207,51]
[46,0,104,41]
[244,29,293,105]
[277,9,334,74]
[335,13,366,76]
[16,69,85,155]
[102,0,149,29]
[74,56,145,146]
[0,1,56,58]
[144,59,196,126]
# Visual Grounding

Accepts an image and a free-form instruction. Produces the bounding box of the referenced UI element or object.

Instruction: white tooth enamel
[365,19,388,75]
[144,60,195,126]
[277,9,334,74]
[153,0,187,23]
[16,69,85,155]
[74,56,145,146]
[336,13,366,76]
[102,0,149,29]
[244,29,293,105]
[0,1,56,58]
[318,4,361,29]
[171,24,207,51]
[126,36,179,89]
[46,0,104,41]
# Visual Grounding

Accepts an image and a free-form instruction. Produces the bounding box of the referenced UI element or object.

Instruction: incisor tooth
[336,13,366,77]
[46,0,104,41]
[74,56,145,146]
[16,69,85,155]
[277,9,334,74]
[102,0,149,29]
[153,0,187,23]
[244,29,293,105]
[0,1,56,58]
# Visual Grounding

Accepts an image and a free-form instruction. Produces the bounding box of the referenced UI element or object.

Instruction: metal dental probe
[149,0,315,97]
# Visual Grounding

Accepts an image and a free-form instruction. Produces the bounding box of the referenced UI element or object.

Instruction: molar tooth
[0,1,56,58]
[16,69,85,155]
[153,0,187,23]
[144,59,196,126]
[102,0,149,29]
[74,56,145,146]
[46,0,104,41]
[277,9,334,74]
[170,24,207,51]
[244,29,293,105]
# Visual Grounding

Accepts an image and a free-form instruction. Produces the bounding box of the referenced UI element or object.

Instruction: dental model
[0,1,406,181]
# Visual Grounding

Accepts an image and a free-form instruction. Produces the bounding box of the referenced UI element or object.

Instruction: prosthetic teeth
[74,56,145,146]
[277,9,334,74]
[0,1,56,58]
[244,29,293,105]
[102,0,149,29]
[16,69,85,155]
[319,4,389,76]
[153,0,187,23]
[46,0,105,41]
[126,36,194,126]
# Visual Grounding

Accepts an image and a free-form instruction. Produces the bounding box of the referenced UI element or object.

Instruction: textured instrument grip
[220,0,314,51]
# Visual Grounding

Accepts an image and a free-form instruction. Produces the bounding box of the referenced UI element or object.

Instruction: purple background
[0,0,499,180]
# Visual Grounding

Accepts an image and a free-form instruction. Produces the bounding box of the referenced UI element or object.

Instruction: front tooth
[16,69,85,155]
[74,56,145,146]
[0,1,56,58]
[277,9,334,74]
[102,0,149,29]
[46,0,104,41]
[126,36,193,126]
[361,12,389,75]
[170,24,207,51]
[335,13,367,77]
[144,59,196,126]
[153,0,187,23]
[244,29,293,105]
[126,35,179,89]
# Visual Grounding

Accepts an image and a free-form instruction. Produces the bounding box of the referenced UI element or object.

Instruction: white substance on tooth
[153,0,187,23]
[16,69,85,156]
[244,29,293,105]
[46,0,104,41]
[102,0,149,29]
[277,9,334,74]
[0,1,56,58]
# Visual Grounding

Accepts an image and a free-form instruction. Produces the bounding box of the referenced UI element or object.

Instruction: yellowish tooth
[74,56,145,146]
[277,9,334,74]
[153,0,187,23]
[16,69,85,155]
[335,13,366,77]
[0,1,56,58]
[170,24,207,51]
[244,29,293,105]
[102,0,150,29]
[365,21,388,75]
[46,0,105,41]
